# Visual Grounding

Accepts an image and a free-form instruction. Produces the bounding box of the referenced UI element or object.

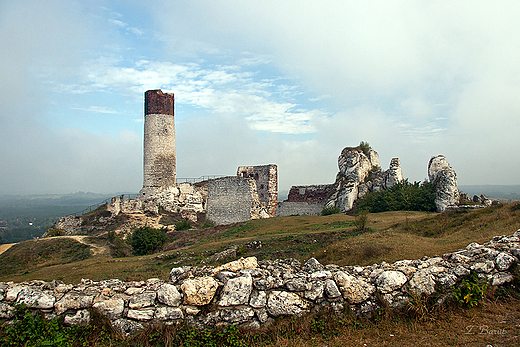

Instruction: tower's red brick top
[145,90,174,116]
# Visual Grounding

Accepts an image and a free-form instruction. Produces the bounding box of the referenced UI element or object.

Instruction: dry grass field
[1,202,520,346]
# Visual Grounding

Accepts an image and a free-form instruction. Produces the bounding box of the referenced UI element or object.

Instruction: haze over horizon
[1,1,519,195]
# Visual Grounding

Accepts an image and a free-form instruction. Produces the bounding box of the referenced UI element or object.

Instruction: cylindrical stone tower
[140,90,176,199]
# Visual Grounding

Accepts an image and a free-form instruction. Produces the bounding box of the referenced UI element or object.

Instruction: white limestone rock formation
[428,155,460,212]
[325,145,403,212]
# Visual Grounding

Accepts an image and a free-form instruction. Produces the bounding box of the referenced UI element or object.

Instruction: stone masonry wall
[237,165,278,216]
[274,202,325,217]
[205,177,256,225]
[286,185,332,203]
[1,231,519,335]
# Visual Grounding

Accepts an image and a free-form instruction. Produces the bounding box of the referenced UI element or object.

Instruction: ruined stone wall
[140,90,176,199]
[237,165,278,216]
[205,177,257,225]
[1,231,518,335]
[274,202,325,217]
[286,185,332,203]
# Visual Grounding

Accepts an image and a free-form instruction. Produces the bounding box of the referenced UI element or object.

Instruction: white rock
[128,291,156,309]
[495,252,517,271]
[0,303,14,319]
[324,279,341,298]
[218,273,253,306]
[55,293,94,315]
[181,277,219,306]
[127,308,155,321]
[409,269,436,295]
[212,257,258,274]
[220,307,255,324]
[491,272,514,286]
[334,271,375,304]
[64,309,90,326]
[304,281,325,301]
[155,306,183,321]
[157,284,182,307]
[112,318,144,336]
[125,287,144,296]
[16,288,55,309]
[249,290,267,309]
[267,291,309,316]
[428,155,460,212]
[471,261,495,274]
[5,286,24,301]
[375,271,407,294]
[92,298,125,319]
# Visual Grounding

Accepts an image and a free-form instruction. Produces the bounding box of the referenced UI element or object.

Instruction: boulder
[375,271,407,294]
[428,155,460,212]
[218,273,253,306]
[55,293,94,315]
[212,257,258,274]
[334,271,375,304]
[93,298,125,319]
[154,307,183,321]
[267,291,309,316]
[128,291,156,309]
[16,288,55,309]
[64,310,90,326]
[157,284,182,307]
[181,277,219,306]
[127,308,156,321]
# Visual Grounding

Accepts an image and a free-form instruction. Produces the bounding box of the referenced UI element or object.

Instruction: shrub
[321,206,340,216]
[359,141,371,156]
[356,180,436,213]
[175,219,192,231]
[354,209,369,231]
[200,219,215,229]
[129,226,166,256]
[45,228,64,237]
[452,271,488,307]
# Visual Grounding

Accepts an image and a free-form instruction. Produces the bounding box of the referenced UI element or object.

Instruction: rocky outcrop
[325,145,403,212]
[2,231,519,333]
[428,155,460,212]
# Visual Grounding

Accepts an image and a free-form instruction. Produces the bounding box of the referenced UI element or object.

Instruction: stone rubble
[1,231,519,335]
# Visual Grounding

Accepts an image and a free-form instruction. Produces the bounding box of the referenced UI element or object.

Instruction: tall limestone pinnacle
[325,144,403,212]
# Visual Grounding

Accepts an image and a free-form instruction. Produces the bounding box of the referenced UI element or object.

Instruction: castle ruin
[140,90,176,199]
[109,90,279,226]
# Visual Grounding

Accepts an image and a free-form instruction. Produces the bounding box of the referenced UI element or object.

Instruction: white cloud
[72,106,119,114]
[58,57,328,135]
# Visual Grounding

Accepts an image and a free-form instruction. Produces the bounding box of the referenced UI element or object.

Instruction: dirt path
[0,235,110,257]
[62,235,110,257]
[0,243,15,255]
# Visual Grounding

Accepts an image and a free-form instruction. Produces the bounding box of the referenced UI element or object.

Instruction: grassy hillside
[1,202,519,284]
[1,203,520,346]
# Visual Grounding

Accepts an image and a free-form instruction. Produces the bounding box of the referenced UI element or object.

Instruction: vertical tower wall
[140,90,176,198]
[237,164,278,216]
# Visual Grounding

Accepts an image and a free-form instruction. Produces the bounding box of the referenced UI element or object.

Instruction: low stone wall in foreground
[0,231,519,335]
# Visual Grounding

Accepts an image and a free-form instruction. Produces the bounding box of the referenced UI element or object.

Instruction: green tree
[129,226,166,256]
[356,180,436,213]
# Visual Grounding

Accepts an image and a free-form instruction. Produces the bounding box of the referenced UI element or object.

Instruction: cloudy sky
[1,1,519,196]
